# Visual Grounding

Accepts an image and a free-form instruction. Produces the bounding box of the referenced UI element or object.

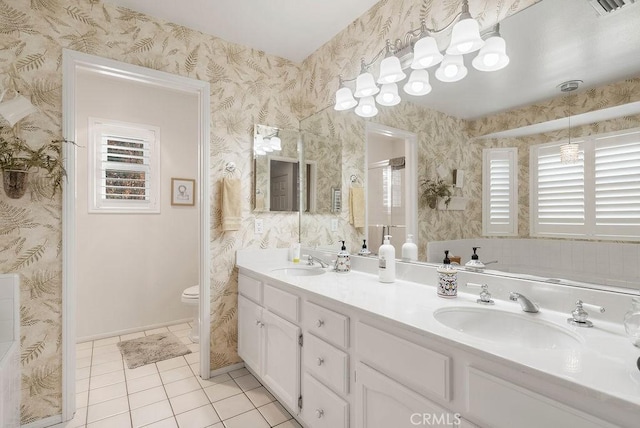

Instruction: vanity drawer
[304,301,349,349]
[356,322,451,402]
[303,333,349,395]
[238,274,262,304]
[263,283,299,323]
[302,372,349,428]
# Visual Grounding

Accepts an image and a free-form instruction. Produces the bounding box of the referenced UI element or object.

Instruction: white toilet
[181,285,200,343]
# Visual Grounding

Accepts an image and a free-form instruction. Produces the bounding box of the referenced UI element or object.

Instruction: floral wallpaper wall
[0,0,300,423]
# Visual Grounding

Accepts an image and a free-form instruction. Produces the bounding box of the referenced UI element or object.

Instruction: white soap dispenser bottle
[401,234,418,262]
[378,235,396,283]
[335,240,351,273]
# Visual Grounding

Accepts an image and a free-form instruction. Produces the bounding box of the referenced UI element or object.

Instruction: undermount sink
[433,307,582,350]
[270,267,327,277]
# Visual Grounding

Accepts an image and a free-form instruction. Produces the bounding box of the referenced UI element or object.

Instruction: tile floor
[65,323,301,428]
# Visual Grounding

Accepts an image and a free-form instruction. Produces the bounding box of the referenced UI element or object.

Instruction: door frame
[61,49,211,421]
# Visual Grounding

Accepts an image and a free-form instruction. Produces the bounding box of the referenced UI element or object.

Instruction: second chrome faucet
[509,292,540,313]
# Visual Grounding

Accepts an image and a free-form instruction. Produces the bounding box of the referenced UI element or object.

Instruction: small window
[89,119,160,213]
[482,148,518,236]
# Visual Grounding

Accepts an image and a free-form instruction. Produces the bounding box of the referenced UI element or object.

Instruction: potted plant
[0,133,69,199]
[420,178,452,209]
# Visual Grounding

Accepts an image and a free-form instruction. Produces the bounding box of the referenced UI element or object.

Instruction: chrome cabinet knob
[317,357,324,366]
[316,319,325,327]
[315,409,324,418]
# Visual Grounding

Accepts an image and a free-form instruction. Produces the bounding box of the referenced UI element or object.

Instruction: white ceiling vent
[588,0,636,15]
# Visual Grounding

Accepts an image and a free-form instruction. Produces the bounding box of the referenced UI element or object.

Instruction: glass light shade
[435,55,468,82]
[270,136,282,151]
[411,36,443,69]
[560,142,580,164]
[254,146,266,156]
[377,56,407,84]
[263,137,271,147]
[472,36,510,72]
[0,94,37,127]
[334,87,357,111]
[254,134,264,147]
[376,83,401,106]
[262,143,273,153]
[355,96,379,118]
[446,18,484,55]
[354,72,379,98]
[403,69,432,96]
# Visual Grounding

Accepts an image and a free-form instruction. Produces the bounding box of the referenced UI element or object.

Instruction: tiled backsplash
[427,239,640,289]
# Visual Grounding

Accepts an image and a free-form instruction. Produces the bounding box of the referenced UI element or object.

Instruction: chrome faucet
[509,292,539,313]
[306,255,330,268]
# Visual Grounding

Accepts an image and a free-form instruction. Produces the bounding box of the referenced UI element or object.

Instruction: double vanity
[236,248,640,428]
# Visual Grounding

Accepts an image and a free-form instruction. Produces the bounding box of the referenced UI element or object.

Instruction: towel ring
[225,162,236,173]
[350,174,359,183]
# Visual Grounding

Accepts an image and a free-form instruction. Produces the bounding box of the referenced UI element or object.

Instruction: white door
[356,362,453,428]
[262,309,301,412]
[237,295,262,374]
[271,173,291,211]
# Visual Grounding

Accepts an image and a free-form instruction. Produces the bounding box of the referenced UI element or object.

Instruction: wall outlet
[255,218,264,234]
[331,218,339,232]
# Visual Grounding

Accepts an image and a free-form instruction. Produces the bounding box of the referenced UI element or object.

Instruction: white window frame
[482,148,518,236]
[530,127,640,241]
[88,118,161,213]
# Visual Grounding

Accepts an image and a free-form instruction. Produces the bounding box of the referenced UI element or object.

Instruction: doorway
[61,50,211,421]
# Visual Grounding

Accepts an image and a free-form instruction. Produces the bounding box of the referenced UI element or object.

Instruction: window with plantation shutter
[531,127,640,240]
[89,118,160,213]
[482,148,518,236]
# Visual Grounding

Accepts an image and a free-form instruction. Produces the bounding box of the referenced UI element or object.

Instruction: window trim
[482,147,518,237]
[88,118,161,214]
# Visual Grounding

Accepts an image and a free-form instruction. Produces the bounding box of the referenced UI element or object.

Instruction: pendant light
[435,55,467,82]
[446,0,484,55]
[376,83,401,106]
[355,96,378,118]
[270,133,282,151]
[334,87,358,111]
[411,35,443,69]
[472,25,509,72]
[403,69,432,96]
[559,80,582,164]
[354,72,379,98]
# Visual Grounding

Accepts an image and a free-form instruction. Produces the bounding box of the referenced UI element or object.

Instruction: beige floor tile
[76,390,89,409]
[174,404,220,428]
[76,341,93,351]
[145,417,179,428]
[127,372,163,394]
[92,343,120,356]
[131,399,173,427]
[88,381,127,406]
[64,406,87,428]
[92,350,123,366]
[145,327,170,335]
[86,411,131,428]
[186,343,199,353]
[233,373,261,392]
[164,376,201,398]
[244,387,275,408]
[93,336,121,347]
[196,372,231,388]
[222,409,270,428]
[76,378,90,393]
[76,366,91,380]
[274,419,303,428]
[212,393,254,421]
[258,401,291,426]
[86,396,129,424]
[90,370,125,390]
[159,366,194,384]
[125,363,158,380]
[228,368,249,379]
[184,352,199,365]
[128,385,167,410]
[156,356,187,372]
[91,360,124,377]
[168,323,191,332]
[172,328,191,338]
[169,389,209,415]
[77,356,93,369]
[203,379,242,403]
[178,335,193,345]
[76,348,92,360]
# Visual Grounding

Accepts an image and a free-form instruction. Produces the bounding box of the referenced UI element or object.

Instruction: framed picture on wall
[171,178,196,206]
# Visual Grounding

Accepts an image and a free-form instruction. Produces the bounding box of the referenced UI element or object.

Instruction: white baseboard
[210,362,245,377]
[76,318,193,343]
[21,415,62,428]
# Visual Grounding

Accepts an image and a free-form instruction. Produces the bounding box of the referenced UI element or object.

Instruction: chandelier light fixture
[334,0,510,117]
[254,125,282,156]
[559,80,582,164]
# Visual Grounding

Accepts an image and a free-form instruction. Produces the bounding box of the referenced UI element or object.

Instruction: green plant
[420,178,452,209]
[0,132,70,196]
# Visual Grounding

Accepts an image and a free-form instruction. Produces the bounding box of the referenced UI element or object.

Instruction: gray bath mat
[117,332,191,369]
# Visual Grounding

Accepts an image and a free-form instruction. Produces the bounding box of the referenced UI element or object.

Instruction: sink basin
[270,267,326,277]
[433,307,581,350]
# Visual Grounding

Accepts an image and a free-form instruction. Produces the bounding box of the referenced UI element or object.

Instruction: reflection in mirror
[301,130,342,213]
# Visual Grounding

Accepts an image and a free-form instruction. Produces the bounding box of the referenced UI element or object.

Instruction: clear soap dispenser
[437,250,458,298]
[358,239,371,256]
[335,240,351,273]
[464,247,485,272]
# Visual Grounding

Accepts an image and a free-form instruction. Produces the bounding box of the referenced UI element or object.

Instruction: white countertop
[236,248,640,409]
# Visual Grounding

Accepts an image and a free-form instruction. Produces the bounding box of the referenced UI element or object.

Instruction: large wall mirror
[297,0,640,292]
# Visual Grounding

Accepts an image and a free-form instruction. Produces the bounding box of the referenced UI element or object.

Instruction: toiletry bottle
[358,239,371,256]
[378,235,396,283]
[292,243,301,263]
[401,234,418,262]
[335,240,351,273]
[464,247,485,271]
[437,250,458,298]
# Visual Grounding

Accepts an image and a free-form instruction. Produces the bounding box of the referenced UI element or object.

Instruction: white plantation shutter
[531,127,640,240]
[594,130,640,237]
[89,119,160,213]
[483,148,518,236]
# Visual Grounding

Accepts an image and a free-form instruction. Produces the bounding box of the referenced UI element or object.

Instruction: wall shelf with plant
[420,178,452,210]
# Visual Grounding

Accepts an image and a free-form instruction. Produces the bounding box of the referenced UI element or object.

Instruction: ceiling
[104,0,640,119]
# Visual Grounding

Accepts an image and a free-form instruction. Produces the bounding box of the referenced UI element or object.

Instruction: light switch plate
[255,218,263,234]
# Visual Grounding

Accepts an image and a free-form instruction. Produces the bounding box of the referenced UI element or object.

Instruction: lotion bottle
[335,240,351,273]
[401,234,418,262]
[378,235,396,283]
[437,250,458,298]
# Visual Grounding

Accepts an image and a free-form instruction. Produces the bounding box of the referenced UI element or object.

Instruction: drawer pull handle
[317,357,324,366]
[316,409,324,418]
[316,319,325,327]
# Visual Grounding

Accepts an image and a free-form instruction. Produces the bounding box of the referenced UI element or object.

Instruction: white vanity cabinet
[237,274,301,412]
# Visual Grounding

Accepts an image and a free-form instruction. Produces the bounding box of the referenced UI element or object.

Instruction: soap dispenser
[358,239,371,256]
[378,235,396,283]
[335,240,351,273]
[464,247,485,272]
[437,250,458,298]
[401,234,418,262]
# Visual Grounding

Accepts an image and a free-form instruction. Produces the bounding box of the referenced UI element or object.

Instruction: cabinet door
[262,309,301,412]
[356,362,456,428]
[238,295,262,374]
